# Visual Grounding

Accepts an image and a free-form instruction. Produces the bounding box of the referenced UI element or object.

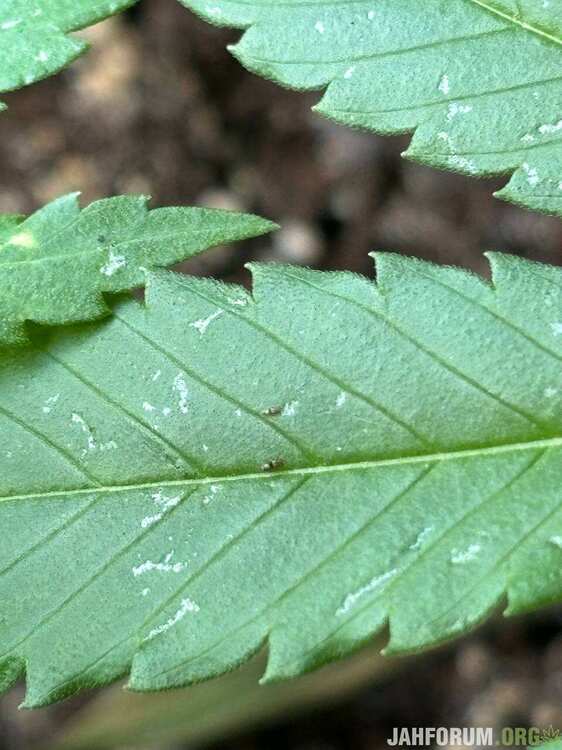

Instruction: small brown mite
[262,406,283,417]
[261,458,286,472]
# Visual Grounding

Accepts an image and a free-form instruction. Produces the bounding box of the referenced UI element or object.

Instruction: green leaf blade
[182,0,562,217]
[0,193,276,346]
[2,254,562,707]
[0,1,139,101]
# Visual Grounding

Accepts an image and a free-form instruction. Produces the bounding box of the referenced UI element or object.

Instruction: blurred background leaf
[51,642,394,750]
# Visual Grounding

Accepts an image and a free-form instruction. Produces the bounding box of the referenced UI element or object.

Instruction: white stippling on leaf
[100,251,127,277]
[173,374,190,414]
[337,570,398,616]
[42,394,60,414]
[145,598,200,641]
[438,74,450,95]
[189,309,224,336]
[450,544,481,565]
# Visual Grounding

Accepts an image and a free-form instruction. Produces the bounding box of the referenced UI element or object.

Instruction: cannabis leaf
[54,644,388,749]
[0,0,141,108]
[0,193,275,346]
[180,0,562,218]
[2,253,562,708]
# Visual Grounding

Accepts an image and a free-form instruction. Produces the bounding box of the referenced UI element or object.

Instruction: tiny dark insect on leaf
[262,406,283,417]
[261,458,286,472]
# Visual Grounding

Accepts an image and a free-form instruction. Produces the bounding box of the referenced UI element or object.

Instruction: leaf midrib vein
[466,0,562,48]
[142,449,547,684]
[146,467,435,683]
[0,229,213,270]
[3,435,561,504]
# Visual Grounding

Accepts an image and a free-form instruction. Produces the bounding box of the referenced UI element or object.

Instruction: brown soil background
[1,1,562,748]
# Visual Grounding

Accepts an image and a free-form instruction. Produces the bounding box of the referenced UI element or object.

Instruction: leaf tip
[249,216,280,236]
[369,250,408,279]
[484,250,519,289]
[244,259,261,279]
[311,100,328,117]
[227,42,242,60]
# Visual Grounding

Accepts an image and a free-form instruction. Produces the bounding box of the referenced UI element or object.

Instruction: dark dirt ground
[1,1,562,748]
